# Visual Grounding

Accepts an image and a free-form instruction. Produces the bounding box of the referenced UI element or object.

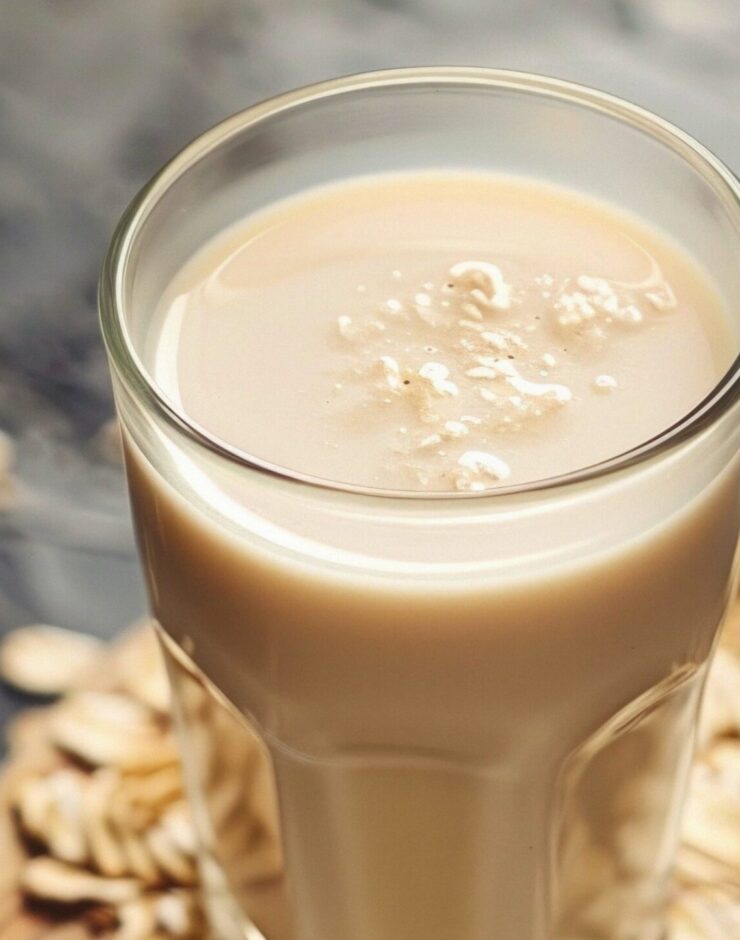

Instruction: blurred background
[1,0,739,730]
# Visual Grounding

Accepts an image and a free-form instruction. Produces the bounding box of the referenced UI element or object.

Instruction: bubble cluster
[335,256,675,490]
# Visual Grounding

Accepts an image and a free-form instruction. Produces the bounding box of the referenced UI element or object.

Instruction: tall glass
[100,69,740,940]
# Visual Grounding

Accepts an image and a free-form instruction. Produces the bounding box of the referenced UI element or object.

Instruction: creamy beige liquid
[152,172,730,491]
[123,172,740,940]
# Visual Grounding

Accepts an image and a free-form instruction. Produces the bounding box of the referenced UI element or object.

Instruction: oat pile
[2,610,740,939]
[1,623,204,940]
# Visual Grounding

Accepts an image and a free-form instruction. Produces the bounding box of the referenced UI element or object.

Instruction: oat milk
[122,172,740,940]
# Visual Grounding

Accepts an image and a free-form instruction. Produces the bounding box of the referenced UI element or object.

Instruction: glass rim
[99,66,740,501]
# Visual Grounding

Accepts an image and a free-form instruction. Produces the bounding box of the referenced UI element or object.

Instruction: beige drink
[154,173,728,490]
[119,171,740,940]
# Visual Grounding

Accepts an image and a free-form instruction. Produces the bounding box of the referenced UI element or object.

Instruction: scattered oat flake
[337,315,353,338]
[418,362,458,396]
[82,770,130,878]
[459,318,484,332]
[155,891,201,937]
[114,897,158,940]
[443,421,469,438]
[461,302,484,321]
[50,691,178,770]
[0,624,102,696]
[488,359,572,403]
[378,356,403,392]
[457,450,511,482]
[380,298,403,315]
[481,331,508,350]
[22,857,141,905]
[593,374,618,392]
[448,260,511,311]
[43,769,89,865]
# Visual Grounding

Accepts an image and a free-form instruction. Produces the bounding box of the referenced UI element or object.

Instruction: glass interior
[101,70,740,940]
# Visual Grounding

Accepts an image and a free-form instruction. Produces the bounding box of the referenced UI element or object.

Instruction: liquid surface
[151,172,732,490]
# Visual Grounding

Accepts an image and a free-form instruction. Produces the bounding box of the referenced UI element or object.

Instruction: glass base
[159,625,696,940]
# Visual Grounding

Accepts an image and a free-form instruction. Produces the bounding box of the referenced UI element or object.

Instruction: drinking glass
[100,69,740,940]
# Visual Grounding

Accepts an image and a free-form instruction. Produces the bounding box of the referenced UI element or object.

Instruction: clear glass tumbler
[99,69,740,940]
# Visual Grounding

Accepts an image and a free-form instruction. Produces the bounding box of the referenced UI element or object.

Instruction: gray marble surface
[1,0,739,730]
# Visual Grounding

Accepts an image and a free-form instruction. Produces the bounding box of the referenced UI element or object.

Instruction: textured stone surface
[0,0,739,727]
